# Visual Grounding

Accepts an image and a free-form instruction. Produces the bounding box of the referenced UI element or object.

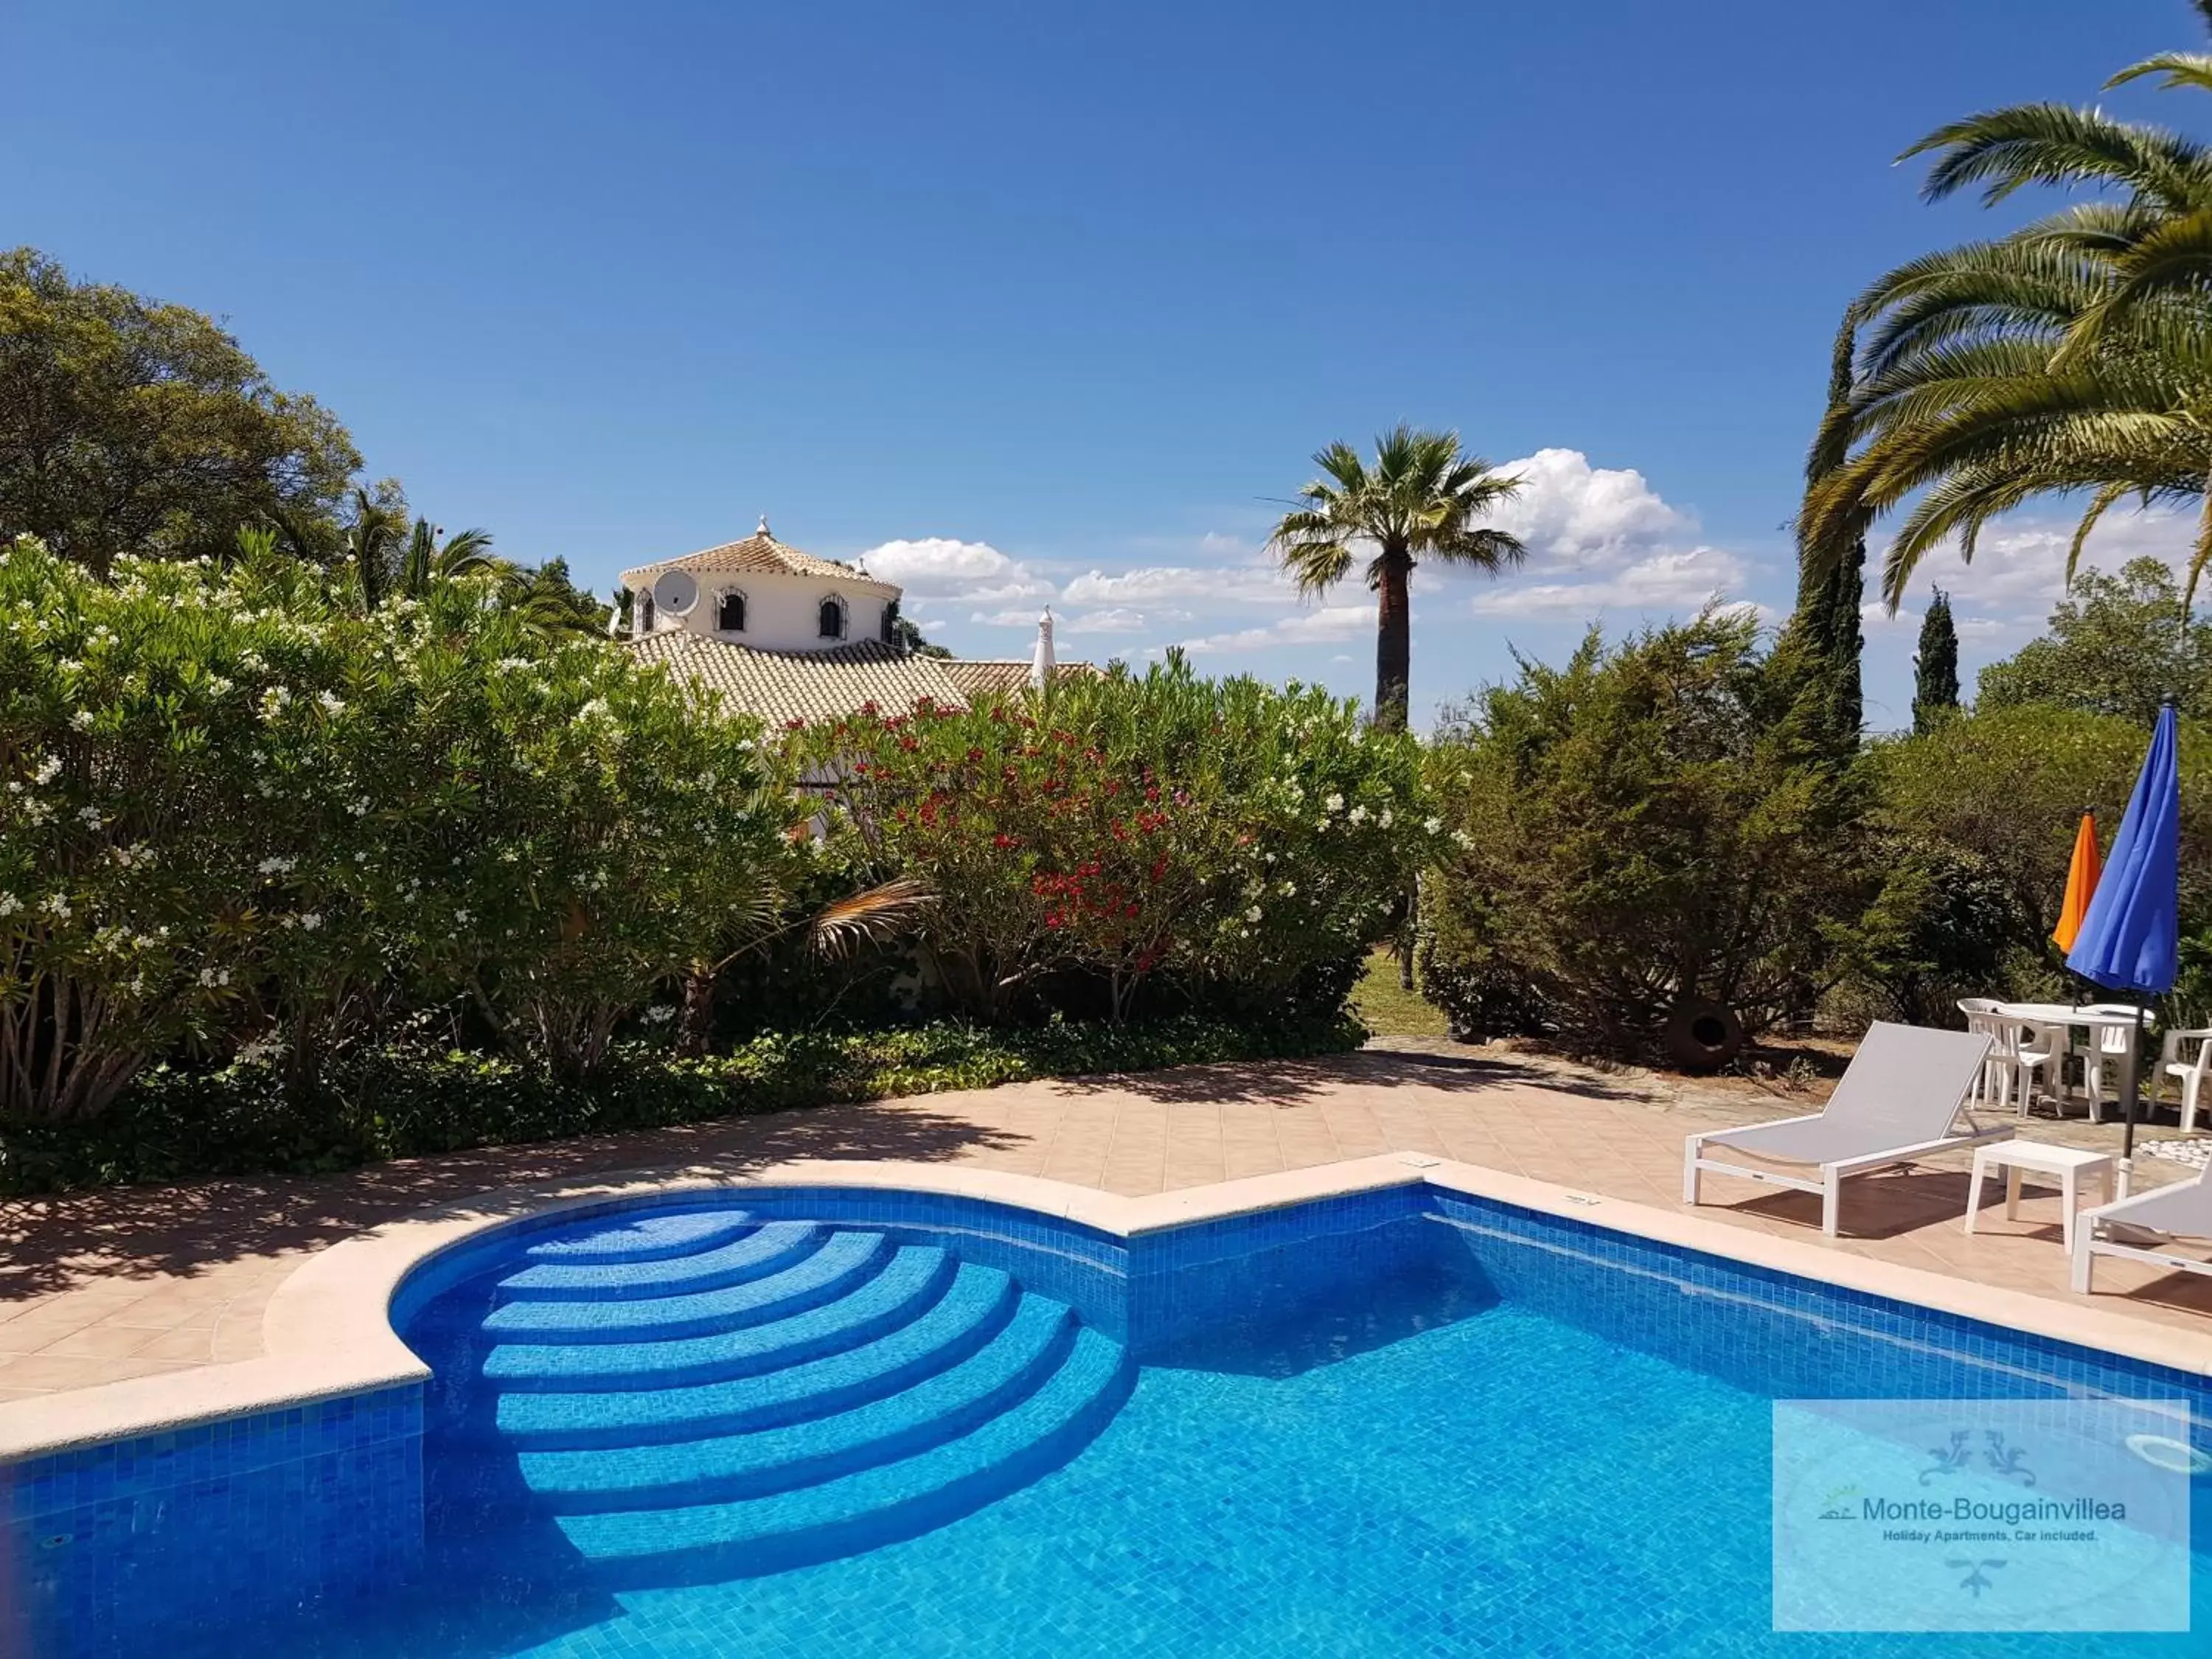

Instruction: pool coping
[1,1150,2206,1464]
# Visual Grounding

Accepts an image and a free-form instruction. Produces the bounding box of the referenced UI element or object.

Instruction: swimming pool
[7,1175,2207,1656]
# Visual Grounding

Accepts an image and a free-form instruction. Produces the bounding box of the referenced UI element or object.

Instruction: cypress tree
[1912,588,1961,734]
[1782,535,1865,762]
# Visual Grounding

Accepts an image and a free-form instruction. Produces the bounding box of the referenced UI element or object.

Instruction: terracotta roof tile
[620,532,897,597]
[630,636,1100,725]
[937,659,1100,700]
[627,633,970,724]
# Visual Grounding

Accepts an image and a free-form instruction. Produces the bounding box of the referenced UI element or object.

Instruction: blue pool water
[9,1186,2208,1656]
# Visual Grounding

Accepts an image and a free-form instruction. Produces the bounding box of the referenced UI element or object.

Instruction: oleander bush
[0,535,807,1121]
[803,657,1446,1023]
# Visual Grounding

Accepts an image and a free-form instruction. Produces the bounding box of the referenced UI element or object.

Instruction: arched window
[818,596,847,640]
[716,589,747,632]
[639,594,655,633]
[880,599,900,645]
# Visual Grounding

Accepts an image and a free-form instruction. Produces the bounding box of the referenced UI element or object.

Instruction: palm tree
[343,487,407,608]
[399,518,498,597]
[1801,8,2212,610]
[1266,425,1526,729]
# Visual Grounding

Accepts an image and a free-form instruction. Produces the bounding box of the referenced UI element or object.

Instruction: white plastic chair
[1957,998,2003,1107]
[2076,1004,2143,1127]
[2155,1026,2212,1135]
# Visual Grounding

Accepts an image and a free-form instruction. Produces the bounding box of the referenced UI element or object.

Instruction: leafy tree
[888,612,952,658]
[1847,837,2024,1026]
[1795,6,2212,608]
[1978,557,2212,723]
[1913,588,1961,732]
[1266,425,1526,731]
[1861,702,2212,954]
[1420,611,1863,1059]
[0,248,359,574]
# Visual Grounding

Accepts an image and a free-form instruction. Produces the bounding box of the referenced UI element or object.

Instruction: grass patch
[1349,945,1450,1039]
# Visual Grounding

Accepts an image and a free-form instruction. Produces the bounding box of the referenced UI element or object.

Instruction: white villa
[619,519,1082,724]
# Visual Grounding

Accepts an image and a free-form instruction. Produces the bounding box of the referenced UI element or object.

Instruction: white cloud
[1181,604,1377,653]
[1865,504,2194,649]
[1485,448,1691,568]
[860,537,1056,606]
[1060,565,1292,608]
[1470,546,1755,618]
[1060,607,1165,634]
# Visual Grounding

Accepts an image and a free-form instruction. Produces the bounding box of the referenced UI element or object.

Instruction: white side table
[1963,1141,2116,1254]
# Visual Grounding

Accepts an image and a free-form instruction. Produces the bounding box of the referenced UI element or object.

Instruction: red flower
[860,700,880,717]
[994,833,1018,849]
[966,748,984,762]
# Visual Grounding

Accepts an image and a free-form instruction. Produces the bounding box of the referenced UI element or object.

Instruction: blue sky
[7,0,2197,730]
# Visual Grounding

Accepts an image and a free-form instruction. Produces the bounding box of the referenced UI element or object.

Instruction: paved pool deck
[1,1038,2206,1406]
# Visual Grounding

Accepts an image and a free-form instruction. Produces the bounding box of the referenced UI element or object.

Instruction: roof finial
[757,514,772,539]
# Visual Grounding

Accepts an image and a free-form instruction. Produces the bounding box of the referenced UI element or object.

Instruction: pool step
[521,1211,759,1267]
[553,1326,1131,1580]
[516,1295,1077,1510]
[456,1209,1130,1580]
[481,1229,888,1343]
[495,1220,821,1301]
[482,1245,956,1392]
[495,1261,1018,1448]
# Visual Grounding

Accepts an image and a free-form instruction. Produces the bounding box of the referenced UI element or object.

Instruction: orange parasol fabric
[2052,810,2101,953]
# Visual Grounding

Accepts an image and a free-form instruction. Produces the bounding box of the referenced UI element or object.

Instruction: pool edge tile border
[0,1148,2201,1462]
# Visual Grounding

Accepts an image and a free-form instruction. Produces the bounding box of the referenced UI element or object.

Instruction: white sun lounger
[1683,1021,2004,1237]
[2071,1162,2212,1294]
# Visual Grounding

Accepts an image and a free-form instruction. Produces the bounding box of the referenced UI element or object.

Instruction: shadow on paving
[1051,1044,1663,1107]
[0,1103,1027,1301]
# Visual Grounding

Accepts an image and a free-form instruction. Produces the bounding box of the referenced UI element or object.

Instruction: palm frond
[807,877,934,961]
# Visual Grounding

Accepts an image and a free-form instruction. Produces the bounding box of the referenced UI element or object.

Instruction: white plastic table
[1962,1140,2116,1254]
[1986,1002,2142,1113]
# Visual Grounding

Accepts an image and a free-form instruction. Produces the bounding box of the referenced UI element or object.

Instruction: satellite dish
[652,569,699,617]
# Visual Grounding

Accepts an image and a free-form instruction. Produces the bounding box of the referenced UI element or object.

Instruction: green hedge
[0,1012,1364,1197]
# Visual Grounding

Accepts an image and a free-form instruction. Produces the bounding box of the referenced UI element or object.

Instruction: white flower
[69,710,94,731]
[1379,807,1393,828]
[317,691,345,714]
[257,855,296,876]
[347,797,371,818]
[1348,804,1368,824]
[76,806,103,829]
[0,893,18,917]
[204,674,233,696]
[1245,905,1263,923]
[32,756,60,785]
[40,894,70,918]
[1453,829,1478,851]
[299,912,323,931]
[1279,880,1297,896]
[453,908,471,923]
[1424,816,1443,834]
[1324,793,1344,813]
[644,1004,677,1024]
